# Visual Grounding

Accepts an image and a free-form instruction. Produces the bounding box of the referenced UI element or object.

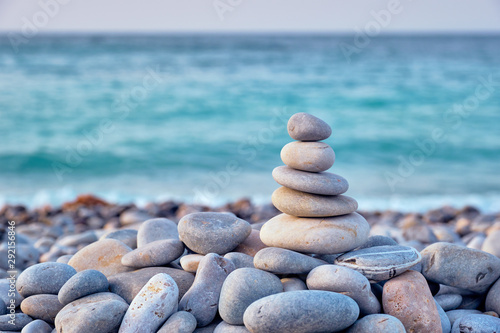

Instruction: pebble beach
[1,113,500,333]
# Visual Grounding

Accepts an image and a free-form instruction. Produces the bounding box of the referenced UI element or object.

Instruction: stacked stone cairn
[3,113,500,333]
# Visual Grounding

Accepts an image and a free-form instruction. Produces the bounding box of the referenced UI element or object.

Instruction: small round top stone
[287,113,332,141]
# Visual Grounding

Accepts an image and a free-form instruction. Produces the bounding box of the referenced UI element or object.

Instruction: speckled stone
[102,229,138,249]
[383,270,442,333]
[446,309,482,326]
[243,290,359,333]
[214,322,250,332]
[346,314,405,333]
[137,218,179,248]
[119,273,179,333]
[224,253,254,269]
[158,311,197,333]
[254,247,327,274]
[281,278,307,292]
[272,187,357,217]
[21,319,53,333]
[108,267,194,303]
[281,141,335,172]
[58,269,109,305]
[55,292,128,333]
[260,213,370,255]
[20,294,63,324]
[420,242,500,293]
[451,314,500,332]
[68,239,133,277]
[179,253,236,327]
[121,238,184,268]
[17,262,77,297]
[287,112,332,141]
[307,264,381,315]
[435,294,463,311]
[0,313,32,330]
[180,254,204,273]
[178,212,251,255]
[334,245,421,282]
[233,229,267,257]
[486,278,500,314]
[435,300,452,333]
[219,268,283,325]
[272,166,348,196]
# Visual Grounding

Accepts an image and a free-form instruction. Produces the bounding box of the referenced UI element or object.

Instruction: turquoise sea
[1,34,499,211]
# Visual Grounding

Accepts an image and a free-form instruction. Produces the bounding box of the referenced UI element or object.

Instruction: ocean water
[1,34,500,212]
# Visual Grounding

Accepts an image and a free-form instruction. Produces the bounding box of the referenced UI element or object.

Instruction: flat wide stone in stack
[260,112,370,255]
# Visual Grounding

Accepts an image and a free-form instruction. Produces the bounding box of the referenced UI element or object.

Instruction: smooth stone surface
[102,229,138,249]
[121,238,184,268]
[0,313,32,330]
[119,273,179,333]
[482,230,500,257]
[214,322,250,332]
[179,253,236,327]
[346,314,405,333]
[446,309,482,326]
[254,247,326,274]
[17,262,77,297]
[260,213,370,254]
[180,254,204,273]
[58,269,109,305]
[307,264,381,315]
[178,212,251,255]
[287,112,332,141]
[158,311,197,333]
[383,270,442,333]
[334,245,421,282]
[21,319,53,333]
[219,267,283,325]
[451,314,500,332]
[20,294,63,324]
[56,254,73,264]
[243,290,359,333]
[486,278,500,314]
[272,166,348,196]
[272,187,357,217]
[0,279,23,307]
[233,230,267,257]
[420,242,500,293]
[108,267,194,303]
[435,300,452,333]
[281,141,335,172]
[436,294,463,311]
[137,218,179,248]
[281,278,307,292]
[224,253,254,269]
[68,239,133,277]
[355,235,398,250]
[55,292,128,333]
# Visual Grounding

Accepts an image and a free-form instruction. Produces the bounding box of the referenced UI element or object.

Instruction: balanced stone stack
[260,112,371,255]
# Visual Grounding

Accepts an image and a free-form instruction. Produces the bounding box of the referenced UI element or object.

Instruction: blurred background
[0,0,499,212]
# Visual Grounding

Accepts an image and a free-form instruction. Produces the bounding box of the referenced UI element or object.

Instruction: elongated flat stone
[281,141,335,172]
[272,166,348,195]
[243,290,359,333]
[260,213,370,255]
[334,245,421,282]
[121,238,184,268]
[254,247,327,274]
[272,187,357,217]
[346,314,405,333]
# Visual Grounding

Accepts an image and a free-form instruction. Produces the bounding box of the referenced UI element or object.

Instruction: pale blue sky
[0,0,499,33]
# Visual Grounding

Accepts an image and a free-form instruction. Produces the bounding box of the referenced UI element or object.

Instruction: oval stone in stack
[272,187,357,217]
[260,213,370,254]
[287,112,332,141]
[281,142,335,172]
[272,166,348,195]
